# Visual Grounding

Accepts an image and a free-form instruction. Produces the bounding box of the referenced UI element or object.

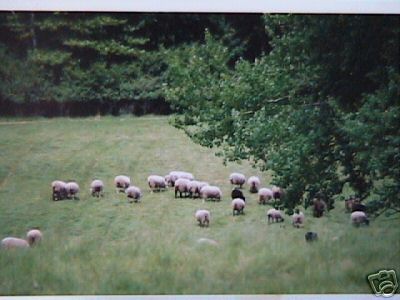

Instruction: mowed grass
[0,116,399,295]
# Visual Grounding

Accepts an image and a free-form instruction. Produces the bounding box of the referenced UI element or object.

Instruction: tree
[164,15,400,215]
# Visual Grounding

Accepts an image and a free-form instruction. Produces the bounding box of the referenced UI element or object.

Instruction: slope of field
[0,116,398,295]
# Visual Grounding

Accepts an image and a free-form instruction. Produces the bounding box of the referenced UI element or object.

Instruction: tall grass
[0,116,398,295]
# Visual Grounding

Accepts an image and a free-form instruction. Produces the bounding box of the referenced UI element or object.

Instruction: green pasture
[0,116,398,295]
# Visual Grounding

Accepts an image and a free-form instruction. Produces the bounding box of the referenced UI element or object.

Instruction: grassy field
[0,116,399,295]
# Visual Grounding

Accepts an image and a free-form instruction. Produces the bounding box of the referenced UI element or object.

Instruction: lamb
[247,176,261,193]
[175,178,191,198]
[267,208,284,223]
[232,198,246,216]
[231,187,246,202]
[195,209,210,227]
[114,175,131,192]
[229,173,246,188]
[258,188,273,205]
[292,209,305,228]
[351,211,370,226]
[66,181,80,199]
[51,180,68,201]
[90,179,104,197]
[188,181,209,198]
[200,185,222,201]
[165,171,194,187]
[1,229,43,249]
[126,186,142,203]
[147,175,167,192]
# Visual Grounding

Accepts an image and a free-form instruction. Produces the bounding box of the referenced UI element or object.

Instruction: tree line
[0,12,265,116]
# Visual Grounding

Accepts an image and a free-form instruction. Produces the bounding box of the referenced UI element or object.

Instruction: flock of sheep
[1,170,370,250]
[50,170,369,229]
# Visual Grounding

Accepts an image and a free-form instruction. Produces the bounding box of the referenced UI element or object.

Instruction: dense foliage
[164,15,400,215]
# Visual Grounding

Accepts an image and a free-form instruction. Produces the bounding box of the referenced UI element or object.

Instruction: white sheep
[258,188,274,205]
[188,181,209,198]
[147,175,166,192]
[247,176,261,193]
[126,186,142,203]
[267,208,284,223]
[90,179,104,197]
[66,181,80,199]
[1,237,29,249]
[175,178,191,198]
[51,180,68,201]
[292,209,305,228]
[195,209,210,227]
[351,211,370,226]
[114,175,131,192]
[229,173,246,188]
[200,185,222,201]
[165,171,194,187]
[26,229,43,246]
[232,198,246,216]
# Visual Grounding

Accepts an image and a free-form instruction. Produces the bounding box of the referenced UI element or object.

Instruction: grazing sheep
[247,176,261,193]
[305,232,318,242]
[90,179,104,197]
[51,180,68,201]
[229,173,246,188]
[66,181,80,199]
[26,229,43,246]
[165,171,194,187]
[231,187,246,202]
[351,211,370,226]
[1,237,29,249]
[292,209,305,228]
[175,178,191,198]
[271,186,284,200]
[313,198,327,218]
[188,181,209,198]
[114,175,131,192]
[200,185,222,201]
[126,186,142,203]
[258,188,273,205]
[147,175,167,192]
[267,208,284,223]
[232,198,246,216]
[195,209,210,227]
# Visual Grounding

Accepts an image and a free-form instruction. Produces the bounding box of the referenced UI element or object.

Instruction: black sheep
[231,188,246,202]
